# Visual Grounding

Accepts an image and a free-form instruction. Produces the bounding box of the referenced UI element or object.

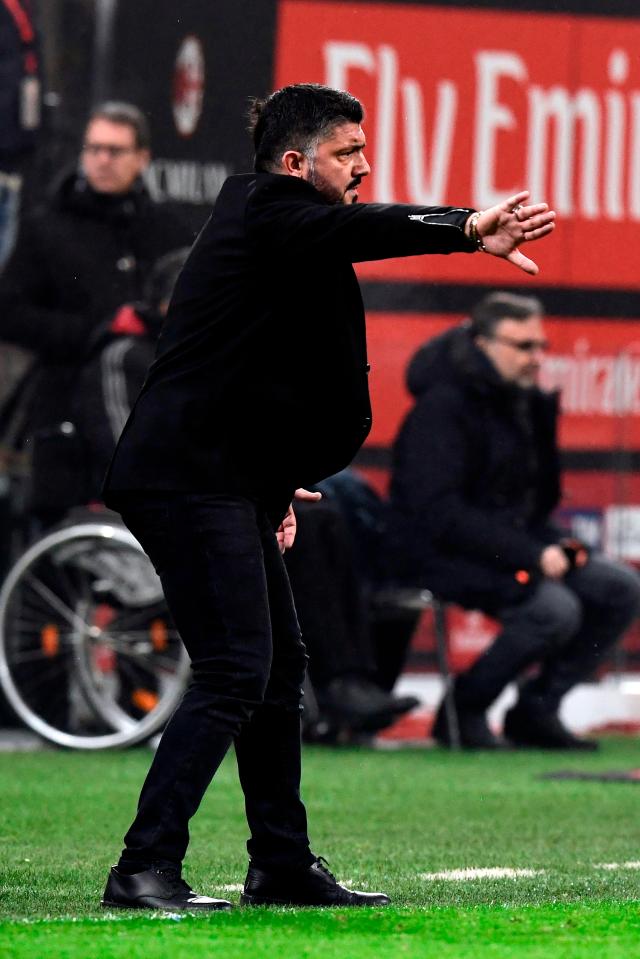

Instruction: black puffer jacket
[390,324,561,611]
[0,171,192,510]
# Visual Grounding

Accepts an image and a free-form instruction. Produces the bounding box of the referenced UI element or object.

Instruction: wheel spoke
[23,573,91,633]
[106,603,170,631]
[6,621,75,641]
[15,658,72,696]
[103,641,184,674]
[0,528,188,747]
[6,645,73,665]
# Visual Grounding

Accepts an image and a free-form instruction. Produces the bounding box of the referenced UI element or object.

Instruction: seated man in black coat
[0,101,192,525]
[391,291,640,750]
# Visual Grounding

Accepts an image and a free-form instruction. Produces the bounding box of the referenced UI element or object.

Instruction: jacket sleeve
[396,388,545,572]
[98,337,153,444]
[247,179,476,263]
[0,216,95,359]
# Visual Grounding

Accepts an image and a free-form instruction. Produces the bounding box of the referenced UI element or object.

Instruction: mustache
[347,177,362,191]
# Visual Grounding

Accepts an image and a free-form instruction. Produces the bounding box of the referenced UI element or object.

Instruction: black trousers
[284,500,377,687]
[455,556,640,711]
[116,492,313,871]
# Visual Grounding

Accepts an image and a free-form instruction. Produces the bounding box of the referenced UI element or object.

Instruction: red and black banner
[276,0,640,290]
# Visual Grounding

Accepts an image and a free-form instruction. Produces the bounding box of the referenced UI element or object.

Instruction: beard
[307,164,359,206]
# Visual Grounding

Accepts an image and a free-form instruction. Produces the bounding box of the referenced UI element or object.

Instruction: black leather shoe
[101,863,232,911]
[504,703,598,750]
[316,677,419,733]
[431,697,505,749]
[240,857,390,907]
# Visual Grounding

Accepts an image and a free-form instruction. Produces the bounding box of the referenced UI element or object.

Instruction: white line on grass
[420,867,544,881]
[8,861,637,924]
[593,861,640,871]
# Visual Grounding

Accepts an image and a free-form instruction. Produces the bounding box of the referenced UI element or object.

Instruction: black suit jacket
[104,173,475,520]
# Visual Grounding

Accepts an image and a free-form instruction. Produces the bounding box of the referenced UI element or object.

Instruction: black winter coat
[104,172,476,524]
[0,171,191,427]
[390,324,561,611]
[0,171,192,510]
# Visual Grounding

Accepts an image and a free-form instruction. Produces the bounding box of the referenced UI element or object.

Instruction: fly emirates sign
[275,2,640,290]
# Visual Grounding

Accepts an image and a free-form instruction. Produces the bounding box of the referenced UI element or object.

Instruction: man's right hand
[470,191,556,275]
[539,544,570,579]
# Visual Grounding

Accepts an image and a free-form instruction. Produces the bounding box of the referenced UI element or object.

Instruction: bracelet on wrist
[468,211,487,252]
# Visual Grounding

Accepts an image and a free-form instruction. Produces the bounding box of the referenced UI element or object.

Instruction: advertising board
[276,1,640,289]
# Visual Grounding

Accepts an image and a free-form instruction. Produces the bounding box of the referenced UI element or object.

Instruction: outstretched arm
[467,191,556,276]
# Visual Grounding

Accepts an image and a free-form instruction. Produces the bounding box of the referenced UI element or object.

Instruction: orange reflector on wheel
[131,689,159,712]
[41,624,60,657]
[150,619,168,652]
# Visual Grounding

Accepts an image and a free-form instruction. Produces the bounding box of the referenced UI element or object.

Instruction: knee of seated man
[589,559,640,616]
[527,583,583,644]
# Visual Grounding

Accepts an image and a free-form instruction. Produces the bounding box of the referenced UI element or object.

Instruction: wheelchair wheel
[0,520,189,749]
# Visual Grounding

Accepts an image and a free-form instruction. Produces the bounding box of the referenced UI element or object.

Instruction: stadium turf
[1,738,639,957]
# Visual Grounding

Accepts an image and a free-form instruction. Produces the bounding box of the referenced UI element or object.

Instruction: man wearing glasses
[0,101,191,526]
[390,291,640,750]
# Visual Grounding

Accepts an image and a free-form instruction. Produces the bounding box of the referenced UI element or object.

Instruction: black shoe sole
[434,741,507,750]
[102,898,148,910]
[241,893,293,907]
[101,898,232,911]
[240,892,389,908]
[432,727,507,750]
[505,738,599,751]
[317,710,397,734]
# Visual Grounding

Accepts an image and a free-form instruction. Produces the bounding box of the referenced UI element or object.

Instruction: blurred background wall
[17,0,640,670]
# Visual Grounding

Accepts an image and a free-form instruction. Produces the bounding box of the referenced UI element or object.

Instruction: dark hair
[249,83,364,172]
[86,101,151,150]
[470,291,544,338]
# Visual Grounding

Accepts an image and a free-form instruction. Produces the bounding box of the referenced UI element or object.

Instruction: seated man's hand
[276,488,322,553]
[539,544,570,579]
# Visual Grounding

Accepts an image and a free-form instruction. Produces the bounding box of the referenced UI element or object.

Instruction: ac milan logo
[172,35,205,137]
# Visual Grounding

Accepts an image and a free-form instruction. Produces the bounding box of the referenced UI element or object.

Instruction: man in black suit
[101,83,555,911]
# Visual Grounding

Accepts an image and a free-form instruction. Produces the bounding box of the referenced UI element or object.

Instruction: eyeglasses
[489,333,549,354]
[82,143,137,158]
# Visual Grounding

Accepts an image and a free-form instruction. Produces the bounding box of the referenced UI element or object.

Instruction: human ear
[280,150,307,178]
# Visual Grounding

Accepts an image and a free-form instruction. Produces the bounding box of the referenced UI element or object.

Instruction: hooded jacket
[390,324,561,611]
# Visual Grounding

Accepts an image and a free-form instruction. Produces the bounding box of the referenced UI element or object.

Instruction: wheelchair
[0,508,189,749]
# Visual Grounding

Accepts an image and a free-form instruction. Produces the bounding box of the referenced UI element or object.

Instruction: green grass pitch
[1,738,640,957]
